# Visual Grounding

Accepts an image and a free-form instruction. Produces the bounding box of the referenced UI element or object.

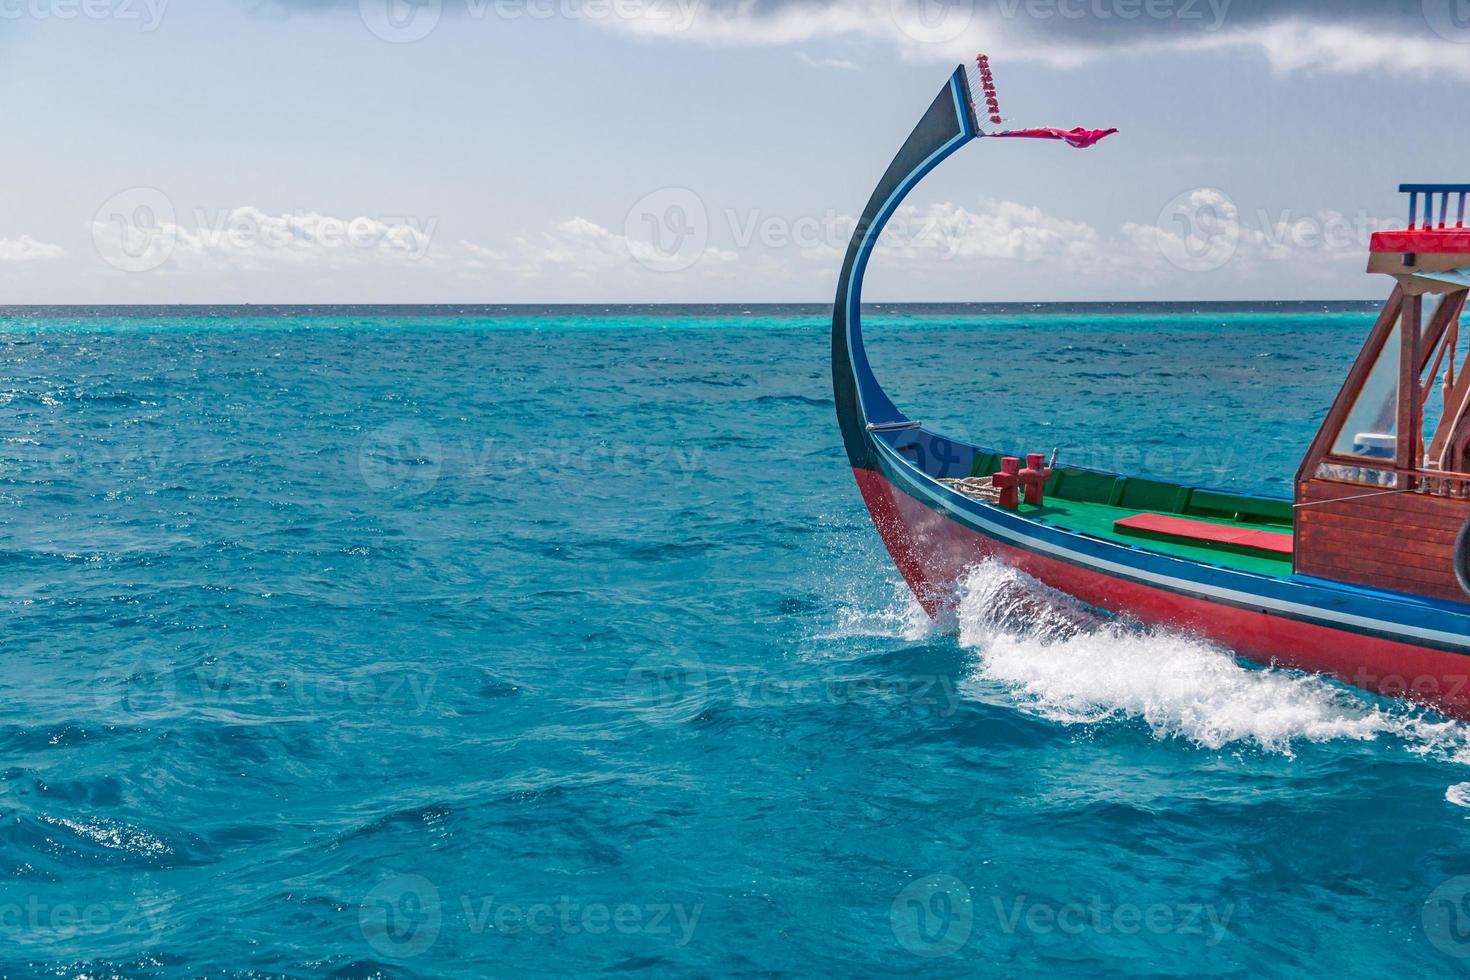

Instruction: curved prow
[832,67,978,470]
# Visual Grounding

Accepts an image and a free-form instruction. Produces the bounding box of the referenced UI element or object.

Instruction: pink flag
[989,127,1119,149]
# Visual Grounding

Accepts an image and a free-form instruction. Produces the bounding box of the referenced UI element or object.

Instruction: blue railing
[1400,184,1470,229]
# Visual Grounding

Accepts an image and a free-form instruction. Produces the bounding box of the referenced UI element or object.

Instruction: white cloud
[0,235,66,262]
[82,201,742,292]
[1186,20,1470,82]
[601,0,884,48]
[504,216,738,279]
[458,239,506,270]
[794,192,1395,290]
[798,51,860,71]
[595,1,1470,83]
[878,199,1103,261]
[1124,187,1404,280]
[89,206,438,274]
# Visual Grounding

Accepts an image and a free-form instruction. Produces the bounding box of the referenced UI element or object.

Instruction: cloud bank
[0,188,1402,301]
[273,0,1470,81]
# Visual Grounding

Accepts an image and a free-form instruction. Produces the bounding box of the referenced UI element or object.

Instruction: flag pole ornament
[969,53,1118,149]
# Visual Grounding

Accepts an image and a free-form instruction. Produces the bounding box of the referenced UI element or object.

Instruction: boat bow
[831,67,978,471]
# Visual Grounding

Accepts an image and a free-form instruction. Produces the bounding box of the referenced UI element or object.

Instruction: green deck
[1014,496,1293,576]
[965,453,1296,578]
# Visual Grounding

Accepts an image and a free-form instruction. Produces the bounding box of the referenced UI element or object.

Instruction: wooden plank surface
[1295,478,1470,601]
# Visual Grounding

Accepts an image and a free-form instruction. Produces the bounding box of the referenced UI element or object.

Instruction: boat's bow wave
[951,560,1470,760]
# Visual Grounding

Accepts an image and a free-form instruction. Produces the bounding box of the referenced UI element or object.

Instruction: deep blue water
[4,303,1470,978]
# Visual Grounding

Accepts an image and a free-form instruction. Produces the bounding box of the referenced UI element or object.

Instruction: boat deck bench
[1113,512,1294,558]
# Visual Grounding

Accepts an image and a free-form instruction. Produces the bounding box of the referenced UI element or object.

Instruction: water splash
[824,578,934,643]
[952,560,1470,760]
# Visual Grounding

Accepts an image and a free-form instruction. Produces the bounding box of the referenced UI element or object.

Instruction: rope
[1293,486,1415,508]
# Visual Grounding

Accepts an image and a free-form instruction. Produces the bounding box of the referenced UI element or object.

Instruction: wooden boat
[833,60,1470,715]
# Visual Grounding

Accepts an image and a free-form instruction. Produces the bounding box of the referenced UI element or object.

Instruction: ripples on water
[2,305,1470,977]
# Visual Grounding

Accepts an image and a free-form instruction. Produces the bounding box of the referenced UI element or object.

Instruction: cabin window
[1315,319,1403,486]
[1328,319,1401,467]
[1303,286,1470,496]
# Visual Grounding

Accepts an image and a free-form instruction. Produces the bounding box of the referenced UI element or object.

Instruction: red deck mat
[1114,512,1293,556]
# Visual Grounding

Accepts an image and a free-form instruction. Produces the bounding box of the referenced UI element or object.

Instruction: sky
[2,0,1470,303]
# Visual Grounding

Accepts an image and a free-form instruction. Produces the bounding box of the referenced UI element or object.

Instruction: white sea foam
[824,578,934,643]
[1446,782,1470,809]
[952,560,1470,761]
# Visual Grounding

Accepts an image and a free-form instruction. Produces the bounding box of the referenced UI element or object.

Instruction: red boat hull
[854,466,1470,715]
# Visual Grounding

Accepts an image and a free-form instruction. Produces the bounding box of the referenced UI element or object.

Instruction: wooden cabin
[1296,184,1470,602]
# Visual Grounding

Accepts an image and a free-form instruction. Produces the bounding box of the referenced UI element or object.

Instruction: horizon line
[0,299,1384,310]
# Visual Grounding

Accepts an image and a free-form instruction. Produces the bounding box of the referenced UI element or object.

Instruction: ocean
[3,302,1470,978]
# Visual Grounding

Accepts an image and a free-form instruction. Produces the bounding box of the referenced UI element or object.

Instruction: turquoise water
[5,304,1470,977]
